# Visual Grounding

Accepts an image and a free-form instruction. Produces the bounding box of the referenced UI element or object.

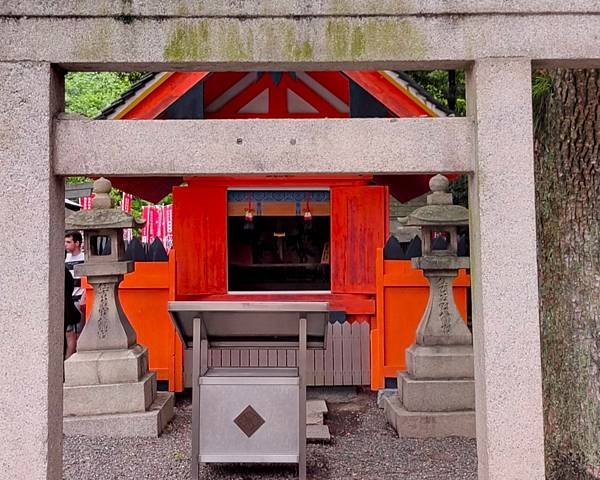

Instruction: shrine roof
[95,70,453,120]
[91,70,455,204]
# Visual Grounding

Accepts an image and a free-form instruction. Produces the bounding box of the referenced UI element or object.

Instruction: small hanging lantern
[303,193,313,231]
[244,193,255,231]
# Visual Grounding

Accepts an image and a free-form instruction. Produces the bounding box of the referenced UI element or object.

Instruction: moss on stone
[350,27,366,58]
[76,23,114,61]
[284,28,314,61]
[222,24,255,61]
[326,20,350,58]
[163,21,210,61]
[365,19,426,59]
[175,3,190,16]
[121,0,133,13]
[326,18,426,60]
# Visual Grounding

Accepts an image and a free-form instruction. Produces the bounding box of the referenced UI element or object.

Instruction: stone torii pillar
[62,178,174,437]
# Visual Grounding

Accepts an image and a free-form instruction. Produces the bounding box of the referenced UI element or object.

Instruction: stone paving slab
[306,425,331,442]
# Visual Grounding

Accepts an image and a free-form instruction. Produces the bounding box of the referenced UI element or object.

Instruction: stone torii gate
[1,2,600,479]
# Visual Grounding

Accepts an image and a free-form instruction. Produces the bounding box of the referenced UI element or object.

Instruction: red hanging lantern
[303,193,312,230]
[244,193,255,231]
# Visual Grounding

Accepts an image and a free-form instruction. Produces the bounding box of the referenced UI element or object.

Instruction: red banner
[120,192,133,241]
[120,192,132,213]
[80,195,93,210]
[141,204,173,251]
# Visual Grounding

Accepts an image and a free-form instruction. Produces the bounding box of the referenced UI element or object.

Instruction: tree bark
[534,69,600,479]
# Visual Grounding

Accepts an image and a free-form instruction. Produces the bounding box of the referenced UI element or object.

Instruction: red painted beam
[120,72,210,119]
[343,71,433,118]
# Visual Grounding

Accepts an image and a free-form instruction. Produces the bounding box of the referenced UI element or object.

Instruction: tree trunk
[534,69,600,479]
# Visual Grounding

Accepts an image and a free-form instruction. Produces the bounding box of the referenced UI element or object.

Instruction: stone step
[376,388,397,408]
[383,395,475,438]
[63,372,156,416]
[406,344,474,380]
[307,424,331,442]
[306,399,328,425]
[63,391,175,437]
[398,372,475,412]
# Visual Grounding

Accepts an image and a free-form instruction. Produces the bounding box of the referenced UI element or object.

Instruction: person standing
[64,231,85,358]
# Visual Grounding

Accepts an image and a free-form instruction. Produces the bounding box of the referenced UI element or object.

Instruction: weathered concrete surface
[63,391,175,438]
[398,373,475,412]
[383,395,476,439]
[467,59,545,479]
[54,117,474,176]
[306,425,331,442]
[306,399,327,425]
[3,1,600,17]
[0,62,64,480]
[64,345,149,386]
[63,372,157,416]
[1,13,600,69]
[406,345,474,379]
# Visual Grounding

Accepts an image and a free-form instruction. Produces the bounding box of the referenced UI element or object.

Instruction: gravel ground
[63,389,477,480]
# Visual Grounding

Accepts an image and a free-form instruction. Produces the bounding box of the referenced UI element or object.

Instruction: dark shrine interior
[227,215,331,292]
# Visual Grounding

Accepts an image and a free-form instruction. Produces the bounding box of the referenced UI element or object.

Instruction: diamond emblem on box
[234,405,266,438]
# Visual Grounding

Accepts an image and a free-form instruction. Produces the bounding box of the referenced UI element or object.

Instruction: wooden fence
[208,321,370,386]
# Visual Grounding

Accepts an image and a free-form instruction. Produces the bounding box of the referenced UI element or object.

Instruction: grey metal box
[199,370,299,463]
[168,301,329,480]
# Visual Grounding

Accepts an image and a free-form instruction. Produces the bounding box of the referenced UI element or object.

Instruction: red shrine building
[91,70,468,392]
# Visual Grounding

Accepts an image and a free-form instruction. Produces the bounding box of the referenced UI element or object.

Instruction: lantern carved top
[406,174,468,227]
[66,178,145,231]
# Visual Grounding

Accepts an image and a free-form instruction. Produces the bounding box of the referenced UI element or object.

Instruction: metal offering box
[168,301,329,480]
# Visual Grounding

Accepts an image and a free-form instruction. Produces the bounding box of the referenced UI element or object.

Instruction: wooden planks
[208,321,370,386]
[173,185,228,296]
[330,186,388,294]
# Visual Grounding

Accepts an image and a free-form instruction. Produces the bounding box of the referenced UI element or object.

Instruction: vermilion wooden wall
[331,186,388,294]
[173,185,228,296]
[172,179,388,300]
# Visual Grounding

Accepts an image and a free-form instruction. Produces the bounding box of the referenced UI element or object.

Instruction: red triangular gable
[105,70,449,202]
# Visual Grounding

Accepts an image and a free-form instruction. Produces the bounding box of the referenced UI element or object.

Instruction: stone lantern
[67,177,143,351]
[406,173,471,346]
[63,178,174,437]
[383,174,475,439]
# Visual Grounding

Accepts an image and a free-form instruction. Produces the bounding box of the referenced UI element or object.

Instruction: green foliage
[65,72,152,221]
[532,70,553,132]
[449,175,468,207]
[532,70,552,110]
[407,70,466,116]
[65,176,91,185]
[65,72,144,118]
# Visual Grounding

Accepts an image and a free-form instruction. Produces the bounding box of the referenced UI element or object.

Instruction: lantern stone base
[405,344,473,379]
[63,372,157,416]
[397,372,475,412]
[385,344,475,437]
[63,392,174,437]
[64,344,149,386]
[63,344,174,437]
[383,395,475,438]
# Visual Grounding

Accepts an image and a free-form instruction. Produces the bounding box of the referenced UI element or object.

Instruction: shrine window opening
[227,189,331,292]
